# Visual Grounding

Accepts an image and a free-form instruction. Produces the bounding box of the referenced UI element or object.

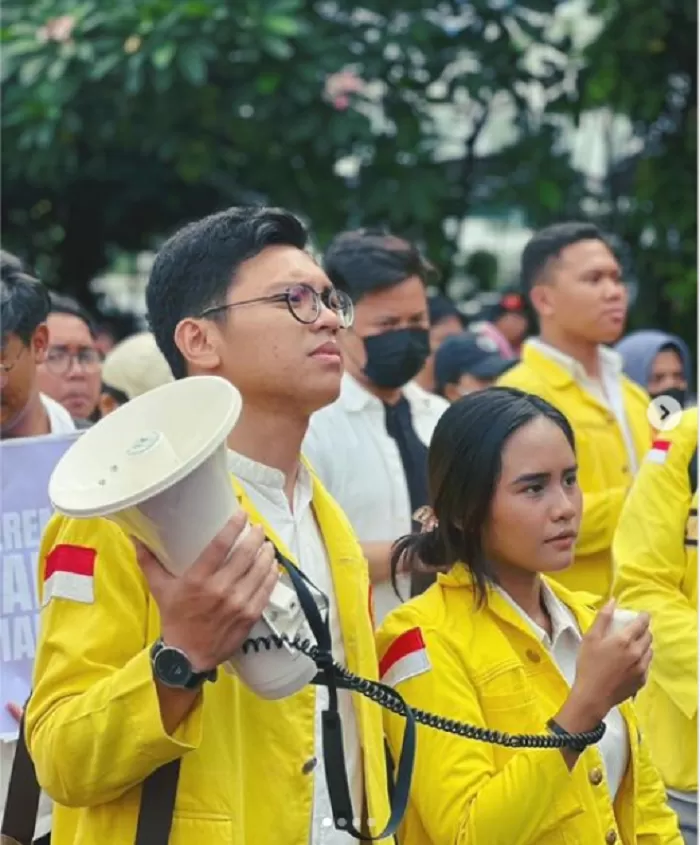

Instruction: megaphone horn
[48,375,320,700]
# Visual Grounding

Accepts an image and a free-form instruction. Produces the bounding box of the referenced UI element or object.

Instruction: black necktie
[383,397,435,596]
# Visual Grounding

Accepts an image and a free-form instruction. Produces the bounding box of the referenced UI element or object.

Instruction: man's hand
[6,701,23,723]
[135,510,279,672]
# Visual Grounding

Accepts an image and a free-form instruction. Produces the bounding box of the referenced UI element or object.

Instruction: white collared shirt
[40,393,77,434]
[496,581,629,799]
[528,339,639,474]
[302,374,448,623]
[227,450,363,844]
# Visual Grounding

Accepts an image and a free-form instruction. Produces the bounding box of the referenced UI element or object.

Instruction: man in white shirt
[0,252,78,441]
[36,294,102,423]
[303,230,448,622]
[0,250,65,843]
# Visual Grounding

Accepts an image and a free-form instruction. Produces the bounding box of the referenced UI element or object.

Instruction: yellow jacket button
[605,830,617,844]
[302,757,317,775]
[589,768,603,785]
[525,649,541,663]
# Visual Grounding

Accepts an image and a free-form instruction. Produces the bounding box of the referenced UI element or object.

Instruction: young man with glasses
[0,251,77,440]
[35,293,102,422]
[26,207,395,844]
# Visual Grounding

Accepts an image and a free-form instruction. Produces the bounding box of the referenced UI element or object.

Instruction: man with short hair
[434,331,516,402]
[0,252,76,439]
[303,229,448,620]
[36,293,101,421]
[498,221,651,599]
[26,208,394,844]
[0,251,66,842]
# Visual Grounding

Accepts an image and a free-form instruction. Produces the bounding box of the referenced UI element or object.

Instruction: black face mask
[362,328,431,390]
[649,386,688,409]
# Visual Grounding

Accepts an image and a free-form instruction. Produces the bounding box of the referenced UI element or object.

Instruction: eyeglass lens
[46,347,101,374]
[287,285,353,327]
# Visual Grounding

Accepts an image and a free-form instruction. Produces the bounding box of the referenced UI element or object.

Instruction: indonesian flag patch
[380,627,431,687]
[647,439,671,464]
[43,544,97,607]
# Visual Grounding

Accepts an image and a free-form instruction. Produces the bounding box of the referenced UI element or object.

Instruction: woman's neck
[495,565,552,637]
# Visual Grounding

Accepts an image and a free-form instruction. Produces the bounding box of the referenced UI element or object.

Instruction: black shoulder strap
[689,447,697,493]
[1,708,181,845]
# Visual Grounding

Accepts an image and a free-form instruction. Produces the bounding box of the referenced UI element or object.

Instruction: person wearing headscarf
[616,330,692,408]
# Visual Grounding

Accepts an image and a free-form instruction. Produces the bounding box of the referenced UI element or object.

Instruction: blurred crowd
[0,213,696,845]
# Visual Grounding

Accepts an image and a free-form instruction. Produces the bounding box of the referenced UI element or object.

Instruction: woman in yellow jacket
[377,387,681,845]
[613,407,697,844]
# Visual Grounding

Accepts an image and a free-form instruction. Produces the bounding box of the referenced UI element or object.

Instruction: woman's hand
[572,599,652,721]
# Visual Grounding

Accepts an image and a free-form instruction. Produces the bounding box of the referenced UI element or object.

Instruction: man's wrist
[150,639,217,690]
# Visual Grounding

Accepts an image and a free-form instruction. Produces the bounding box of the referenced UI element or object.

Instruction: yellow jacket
[613,407,698,792]
[498,342,651,598]
[376,567,682,845]
[26,473,393,844]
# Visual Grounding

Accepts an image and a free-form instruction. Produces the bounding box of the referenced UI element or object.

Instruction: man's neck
[227,405,308,504]
[1,392,51,439]
[346,366,403,406]
[538,328,601,380]
[413,361,434,394]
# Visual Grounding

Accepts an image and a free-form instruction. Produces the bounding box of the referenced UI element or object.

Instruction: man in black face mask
[303,229,449,623]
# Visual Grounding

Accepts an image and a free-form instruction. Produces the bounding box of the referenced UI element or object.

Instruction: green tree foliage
[0,0,576,300]
[1,0,695,347]
[572,0,696,345]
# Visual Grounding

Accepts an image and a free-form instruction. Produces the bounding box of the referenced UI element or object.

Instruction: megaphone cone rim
[48,375,242,519]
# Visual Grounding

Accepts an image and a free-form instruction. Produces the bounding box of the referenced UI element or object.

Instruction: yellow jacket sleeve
[576,485,628,558]
[379,619,577,845]
[612,418,697,720]
[25,515,204,807]
[634,729,686,844]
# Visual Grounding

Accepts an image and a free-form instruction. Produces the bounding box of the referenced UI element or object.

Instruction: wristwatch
[150,639,217,690]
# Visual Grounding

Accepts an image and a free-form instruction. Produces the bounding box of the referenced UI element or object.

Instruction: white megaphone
[48,375,321,700]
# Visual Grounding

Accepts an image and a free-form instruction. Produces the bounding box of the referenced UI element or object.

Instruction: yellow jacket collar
[438,563,600,634]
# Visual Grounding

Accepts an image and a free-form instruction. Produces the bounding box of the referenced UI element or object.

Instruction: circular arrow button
[647,395,683,432]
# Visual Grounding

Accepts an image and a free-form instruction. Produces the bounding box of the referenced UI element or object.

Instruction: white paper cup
[610,608,640,636]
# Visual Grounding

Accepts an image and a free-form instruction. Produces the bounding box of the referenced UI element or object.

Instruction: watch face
[155,647,192,687]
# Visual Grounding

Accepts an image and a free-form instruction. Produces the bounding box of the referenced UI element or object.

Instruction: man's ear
[174,317,222,375]
[31,323,49,364]
[529,283,555,319]
[444,383,461,403]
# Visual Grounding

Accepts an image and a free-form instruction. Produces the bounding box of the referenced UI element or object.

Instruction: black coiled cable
[241,633,606,750]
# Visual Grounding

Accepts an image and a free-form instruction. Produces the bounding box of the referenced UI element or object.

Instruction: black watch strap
[151,639,217,689]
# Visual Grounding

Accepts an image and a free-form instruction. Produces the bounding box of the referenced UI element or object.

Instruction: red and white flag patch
[43,544,96,607]
[647,439,671,464]
[380,627,431,688]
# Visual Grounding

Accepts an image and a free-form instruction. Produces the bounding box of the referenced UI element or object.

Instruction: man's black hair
[323,228,436,303]
[520,222,610,296]
[48,292,97,337]
[146,206,308,379]
[0,250,51,346]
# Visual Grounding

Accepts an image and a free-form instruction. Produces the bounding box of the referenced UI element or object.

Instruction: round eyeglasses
[44,346,101,376]
[199,283,354,328]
